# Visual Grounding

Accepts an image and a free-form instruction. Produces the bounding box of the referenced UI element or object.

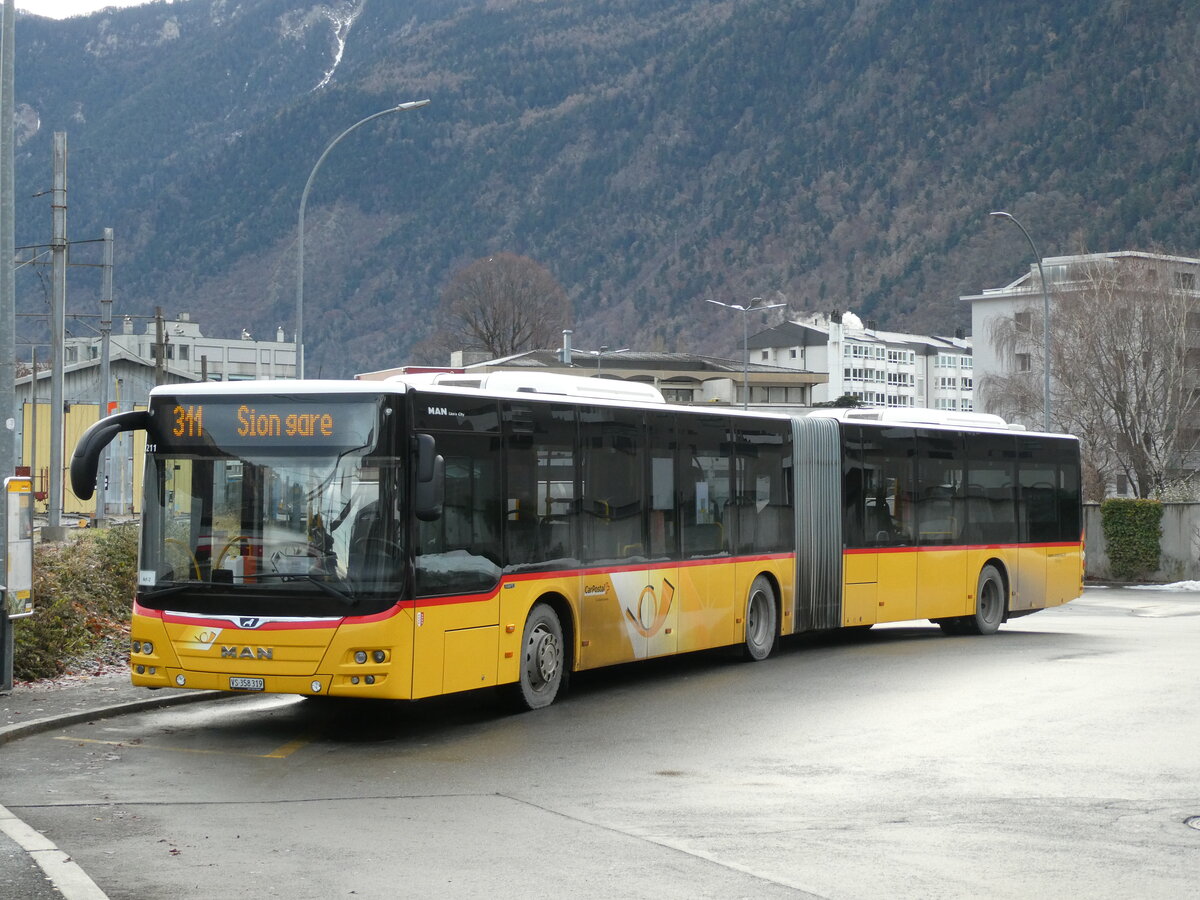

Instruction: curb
[0,688,231,747]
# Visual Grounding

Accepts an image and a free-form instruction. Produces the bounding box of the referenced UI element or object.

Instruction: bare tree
[984,255,1200,498]
[427,254,571,359]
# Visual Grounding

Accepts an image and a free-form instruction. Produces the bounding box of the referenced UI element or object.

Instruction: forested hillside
[12,0,1200,376]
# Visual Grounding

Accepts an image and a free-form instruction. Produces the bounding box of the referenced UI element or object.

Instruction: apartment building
[747,313,973,410]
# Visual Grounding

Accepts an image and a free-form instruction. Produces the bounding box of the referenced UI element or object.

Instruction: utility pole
[1,0,17,691]
[47,132,67,537]
[154,306,166,385]
[95,228,113,525]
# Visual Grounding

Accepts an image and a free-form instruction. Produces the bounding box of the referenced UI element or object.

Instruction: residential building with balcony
[746,313,973,411]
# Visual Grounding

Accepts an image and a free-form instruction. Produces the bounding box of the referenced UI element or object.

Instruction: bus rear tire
[959,564,1006,636]
[742,576,778,661]
[510,602,566,711]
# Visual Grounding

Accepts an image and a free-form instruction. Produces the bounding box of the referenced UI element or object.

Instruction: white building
[63,311,298,383]
[747,313,973,410]
[961,250,1200,430]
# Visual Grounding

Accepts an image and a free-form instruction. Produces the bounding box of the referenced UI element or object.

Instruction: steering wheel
[163,538,201,580]
[215,535,250,570]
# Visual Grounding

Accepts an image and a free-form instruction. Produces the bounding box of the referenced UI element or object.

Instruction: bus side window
[414,433,502,596]
[860,425,916,546]
[680,415,732,558]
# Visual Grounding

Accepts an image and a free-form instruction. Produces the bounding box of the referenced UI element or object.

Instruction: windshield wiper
[252,572,358,607]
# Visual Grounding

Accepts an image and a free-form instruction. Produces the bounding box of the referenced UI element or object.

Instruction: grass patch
[13,526,138,682]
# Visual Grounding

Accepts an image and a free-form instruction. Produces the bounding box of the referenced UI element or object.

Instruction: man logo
[221,646,274,660]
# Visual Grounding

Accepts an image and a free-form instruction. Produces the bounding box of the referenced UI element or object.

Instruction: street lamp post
[296,99,429,378]
[990,211,1051,432]
[706,297,786,408]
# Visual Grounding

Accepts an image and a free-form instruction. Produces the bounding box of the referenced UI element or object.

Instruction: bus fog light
[136,665,145,674]
[351,676,360,685]
[365,675,375,685]
[354,651,368,664]
[132,640,142,653]
[372,650,386,663]
[311,681,322,692]
[175,675,186,686]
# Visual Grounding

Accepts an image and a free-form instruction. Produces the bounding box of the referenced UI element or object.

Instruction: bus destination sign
[152,396,378,452]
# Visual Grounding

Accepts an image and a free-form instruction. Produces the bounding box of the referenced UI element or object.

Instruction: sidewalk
[1,668,221,899]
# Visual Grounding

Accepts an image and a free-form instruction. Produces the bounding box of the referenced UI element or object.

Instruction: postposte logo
[625,579,675,638]
[184,628,221,651]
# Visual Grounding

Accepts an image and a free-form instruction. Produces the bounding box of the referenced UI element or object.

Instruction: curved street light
[295,99,430,378]
[706,297,786,408]
[990,211,1051,432]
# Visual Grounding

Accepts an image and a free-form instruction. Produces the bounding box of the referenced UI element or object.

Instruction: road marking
[0,803,109,899]
[262,735,313,758]
[53,735,312,759]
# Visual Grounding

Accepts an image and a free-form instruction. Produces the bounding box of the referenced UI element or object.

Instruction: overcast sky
[16,0,168,19]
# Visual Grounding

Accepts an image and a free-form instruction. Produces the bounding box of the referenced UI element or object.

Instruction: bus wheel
[965,564,1006,635]
[742,576,778,661]
[511,602,566,711]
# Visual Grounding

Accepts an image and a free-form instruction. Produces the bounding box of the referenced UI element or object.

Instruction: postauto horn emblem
[625,579,675,638]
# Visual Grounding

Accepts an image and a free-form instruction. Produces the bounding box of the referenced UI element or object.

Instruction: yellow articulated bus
[70,373,1082,710]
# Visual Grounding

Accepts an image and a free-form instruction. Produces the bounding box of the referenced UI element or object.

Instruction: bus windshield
[139,395,404,616]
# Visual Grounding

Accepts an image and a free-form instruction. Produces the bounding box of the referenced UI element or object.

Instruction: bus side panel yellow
[915,549,968,621]
[643,566,681,658]
[1012,547,1046,611]
[875,551,916,623]
[412,595,499,699]
[1046,544,1084,607]
[443,626,499,694]
[677,560,737,652]
[842,582,876,625]
[580,571,642,668]
[496,574,580,684]
[843,552,878,626]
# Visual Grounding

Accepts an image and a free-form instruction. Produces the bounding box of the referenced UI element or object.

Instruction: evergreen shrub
[1100,499,1163,581]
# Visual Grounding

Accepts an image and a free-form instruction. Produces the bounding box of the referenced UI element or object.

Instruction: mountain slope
[13,0,1200,376]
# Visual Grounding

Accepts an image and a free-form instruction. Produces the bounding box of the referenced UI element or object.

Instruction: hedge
[1100,498,1163,581]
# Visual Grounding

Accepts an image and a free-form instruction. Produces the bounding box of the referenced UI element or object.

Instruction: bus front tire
[510,602,566,711]
[742,576,778,661]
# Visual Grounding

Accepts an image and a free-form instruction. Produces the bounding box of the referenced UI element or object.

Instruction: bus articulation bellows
[70,373,1083,710]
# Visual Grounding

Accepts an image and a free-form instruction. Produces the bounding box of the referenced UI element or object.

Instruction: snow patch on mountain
[278,1,365,91]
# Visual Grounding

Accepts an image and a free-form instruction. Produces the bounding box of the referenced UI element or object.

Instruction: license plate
[229,677,265,692]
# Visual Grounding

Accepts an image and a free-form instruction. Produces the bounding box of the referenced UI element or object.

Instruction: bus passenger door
[914,430,966,621]
[677,415,737,651]
[861,426,917,623]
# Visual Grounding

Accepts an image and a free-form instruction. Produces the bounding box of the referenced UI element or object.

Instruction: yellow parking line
[261,736,313,759]
[54,735,311,759]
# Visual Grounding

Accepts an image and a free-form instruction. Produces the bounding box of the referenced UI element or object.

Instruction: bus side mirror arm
[70,410,152,501]
[414,433,444,522]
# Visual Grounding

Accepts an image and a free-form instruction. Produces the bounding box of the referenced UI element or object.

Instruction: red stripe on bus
[143,552,796,624]
[844,542,1082,556]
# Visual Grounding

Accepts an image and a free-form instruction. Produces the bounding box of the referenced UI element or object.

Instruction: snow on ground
[1126,580,1200,591]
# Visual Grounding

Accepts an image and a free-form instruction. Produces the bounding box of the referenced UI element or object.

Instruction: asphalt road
[3,587,1199,899]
